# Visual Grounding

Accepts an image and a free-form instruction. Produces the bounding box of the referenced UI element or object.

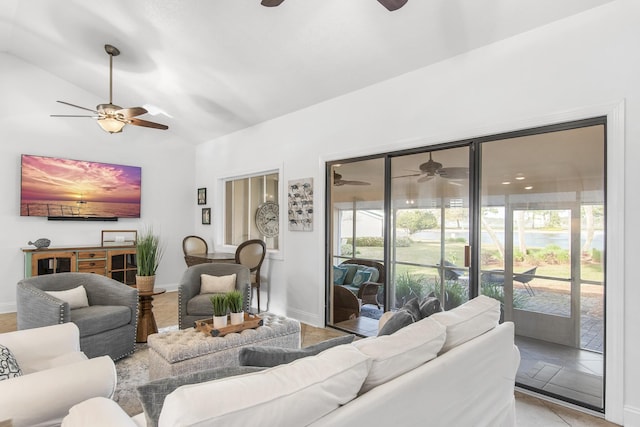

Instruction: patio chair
[481,267,537,296]
[514,267,537,296]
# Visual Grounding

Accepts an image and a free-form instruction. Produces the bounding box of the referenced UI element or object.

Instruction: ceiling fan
[261,0,408,11]
[51,44,168,134]
[333,171,371,186]
[394,152,469,183]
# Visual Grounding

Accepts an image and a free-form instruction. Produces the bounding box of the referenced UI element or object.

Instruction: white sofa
[0,323,117,427]
[63,296,520,427]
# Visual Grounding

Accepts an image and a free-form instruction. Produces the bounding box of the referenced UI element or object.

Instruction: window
[224,172,279,250]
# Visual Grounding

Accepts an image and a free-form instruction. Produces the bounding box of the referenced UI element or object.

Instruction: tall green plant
[226,291,243,313]
[136,227,164,276]
[210,294,228,317]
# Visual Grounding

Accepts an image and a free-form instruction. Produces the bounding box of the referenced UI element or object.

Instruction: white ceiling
[1,0,615,144]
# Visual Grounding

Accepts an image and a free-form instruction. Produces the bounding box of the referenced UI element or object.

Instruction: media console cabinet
[22,245,138,285]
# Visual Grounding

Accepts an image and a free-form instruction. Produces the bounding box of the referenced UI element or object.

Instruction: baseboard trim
[0,302,16,314]
[287,307,322,328]
[623,405,640,426]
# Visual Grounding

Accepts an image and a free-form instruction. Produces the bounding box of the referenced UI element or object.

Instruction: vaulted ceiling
[0,0,615,143]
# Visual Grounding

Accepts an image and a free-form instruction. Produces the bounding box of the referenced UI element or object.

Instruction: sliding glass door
[326,118,606,411]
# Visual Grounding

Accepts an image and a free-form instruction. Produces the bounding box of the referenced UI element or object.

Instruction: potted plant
[136,227,164,292]
[226,290,244,325]
[210,294,228,329]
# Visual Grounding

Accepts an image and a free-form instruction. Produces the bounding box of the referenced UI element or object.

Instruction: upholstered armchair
[16,272,138,361]
[178,263,251,329]
[0,323,116,427]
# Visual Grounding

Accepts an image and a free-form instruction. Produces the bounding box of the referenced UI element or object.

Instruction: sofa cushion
[333,266,348,285]
[45,285,89,309]
[160,344,371,426]
[239,334,355,367]
[354,316,446,393]
[186,293,218,316]
[430,295,500,353]
[137,366,265,427]
[200,273,236,294]
[0,344,22,380]
[360,266,380,283]
[351,270,372,288]
[71,305,131,337]
[377,297,421,336]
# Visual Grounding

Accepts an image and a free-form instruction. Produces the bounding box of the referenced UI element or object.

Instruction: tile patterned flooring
[0,291,619,426]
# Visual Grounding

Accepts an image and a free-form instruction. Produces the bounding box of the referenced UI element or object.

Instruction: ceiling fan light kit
[51,44,168,134]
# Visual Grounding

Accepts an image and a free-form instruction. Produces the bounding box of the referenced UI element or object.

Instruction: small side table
[137,287,166,343]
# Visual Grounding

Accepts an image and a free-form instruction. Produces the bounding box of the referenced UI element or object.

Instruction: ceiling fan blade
[377,0,408,11]
[117,107,148,118]
[56,101,98,114]
[261,0,285,6]
[127,117,169,130]
[392,173,420,179]
[417,175,435,183]
[341,180,371,186]
[438,167,469,180]
[50,114,98,118]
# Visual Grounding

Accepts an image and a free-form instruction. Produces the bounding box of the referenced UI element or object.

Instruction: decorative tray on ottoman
[194,313,263,337]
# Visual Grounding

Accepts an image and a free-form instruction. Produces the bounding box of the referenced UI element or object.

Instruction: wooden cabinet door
[31,251,77,276]
[107,249,137,285]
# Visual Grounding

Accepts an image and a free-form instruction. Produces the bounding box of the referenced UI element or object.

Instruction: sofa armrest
[0,323,81,371]
[0,356,117,427]
[63,397,138,427]
[16,280,69,329]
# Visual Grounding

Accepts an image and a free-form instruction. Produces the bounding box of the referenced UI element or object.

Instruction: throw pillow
[137,366,265,427]
[239,334,356,367]
[419,296,443,318]
[333,266,348,285]
[44,285,89,309]
[340,264,359,284]
[0,344,23,381]
[430,295,500,353]
[377,297,421,336]
[200,273,236,294]
[351,270,372,288]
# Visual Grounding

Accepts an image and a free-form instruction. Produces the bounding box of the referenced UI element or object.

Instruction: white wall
[196,0,639,424]
[0,53,197,311]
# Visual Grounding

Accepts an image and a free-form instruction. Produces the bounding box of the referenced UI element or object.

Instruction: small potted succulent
[210,294,228,329]
[226,290,244,325]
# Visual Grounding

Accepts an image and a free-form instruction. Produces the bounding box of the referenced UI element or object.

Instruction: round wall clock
[255,201,279,237]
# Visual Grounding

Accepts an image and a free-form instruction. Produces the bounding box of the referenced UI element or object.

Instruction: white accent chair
[0,323,117,427]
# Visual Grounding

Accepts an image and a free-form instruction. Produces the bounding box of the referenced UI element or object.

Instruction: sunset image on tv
[20,154,141,218]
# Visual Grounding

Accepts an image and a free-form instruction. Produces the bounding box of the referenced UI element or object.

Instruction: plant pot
[230,311,244,326]
[213,315,228,329]
[136,275,155,293]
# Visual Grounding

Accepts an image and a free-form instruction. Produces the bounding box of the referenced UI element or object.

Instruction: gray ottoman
[147,312,301,380]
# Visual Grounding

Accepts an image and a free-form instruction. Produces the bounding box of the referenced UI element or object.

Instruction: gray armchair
[178,263,251,329]
[16,273,138,361]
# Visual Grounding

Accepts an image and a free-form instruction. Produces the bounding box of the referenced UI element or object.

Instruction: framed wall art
[288,177,313,231]
[202,208,211,225]
[197,188,207,205]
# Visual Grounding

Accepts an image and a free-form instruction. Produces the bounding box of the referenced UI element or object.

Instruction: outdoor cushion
[72,306,131,337]
[333,266,348,285]
[341,264,360,284]
[359,266,380,283]
[351,270,372,288]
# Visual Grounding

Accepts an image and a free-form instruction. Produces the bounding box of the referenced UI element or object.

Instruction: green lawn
[347,241,603,282]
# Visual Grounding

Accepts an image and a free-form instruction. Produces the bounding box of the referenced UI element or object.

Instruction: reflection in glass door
[479,122,605,410]
[389,147,470,312]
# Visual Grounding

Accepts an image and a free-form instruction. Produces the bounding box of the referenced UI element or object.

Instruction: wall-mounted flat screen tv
[20,154,141,220]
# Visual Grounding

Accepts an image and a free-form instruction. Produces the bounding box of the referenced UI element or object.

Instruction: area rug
[113,325,178,417]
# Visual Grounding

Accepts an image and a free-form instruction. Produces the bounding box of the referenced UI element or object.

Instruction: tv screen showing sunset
[20,154,141,218]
